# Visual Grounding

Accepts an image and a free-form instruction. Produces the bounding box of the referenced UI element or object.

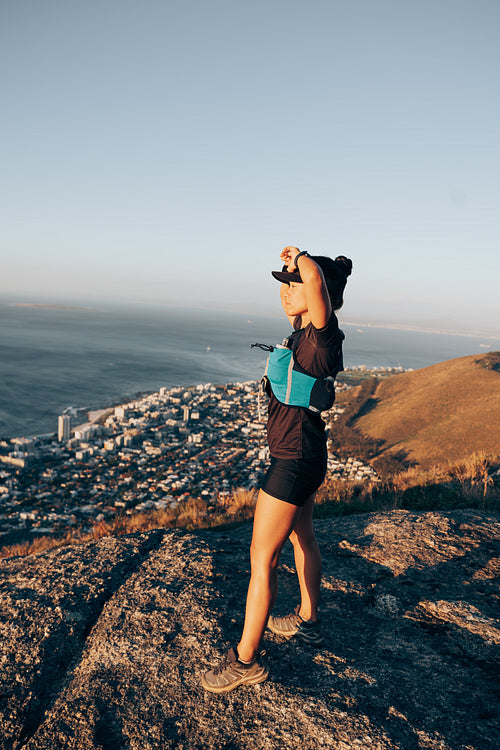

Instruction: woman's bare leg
[237,489,301,663]
[289,493,321,621]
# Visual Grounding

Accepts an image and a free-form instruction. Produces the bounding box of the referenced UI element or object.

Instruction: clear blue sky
[1,0,499,335]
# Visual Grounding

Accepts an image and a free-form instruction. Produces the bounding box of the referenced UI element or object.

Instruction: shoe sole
[267,622,299,637]
[267,615,301,637]
[201,665,269,694]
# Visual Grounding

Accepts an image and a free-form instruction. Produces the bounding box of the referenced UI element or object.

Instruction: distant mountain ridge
[351,351,500,469]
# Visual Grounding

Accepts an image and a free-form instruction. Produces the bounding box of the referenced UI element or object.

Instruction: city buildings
[58,414,71,442]
[0,376,381,545]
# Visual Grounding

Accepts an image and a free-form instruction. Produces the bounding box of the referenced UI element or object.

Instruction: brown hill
[352,351,500,470]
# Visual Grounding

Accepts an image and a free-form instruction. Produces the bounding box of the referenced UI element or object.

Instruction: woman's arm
[281,246,332,329]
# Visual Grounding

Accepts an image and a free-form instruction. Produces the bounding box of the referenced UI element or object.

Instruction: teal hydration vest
[255,332,344,413]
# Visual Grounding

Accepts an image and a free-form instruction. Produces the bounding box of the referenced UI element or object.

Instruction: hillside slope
[0,511,499,749]
[352,351,500,470]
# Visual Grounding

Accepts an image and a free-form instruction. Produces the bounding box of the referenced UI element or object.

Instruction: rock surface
[0,509,499,750]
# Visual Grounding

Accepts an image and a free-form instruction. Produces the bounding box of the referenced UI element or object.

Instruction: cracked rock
[0,510,499,750]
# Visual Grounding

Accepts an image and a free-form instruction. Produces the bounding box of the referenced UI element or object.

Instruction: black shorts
[261,453,328,507]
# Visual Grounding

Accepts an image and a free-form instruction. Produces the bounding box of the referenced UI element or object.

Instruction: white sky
[1,0,499,335]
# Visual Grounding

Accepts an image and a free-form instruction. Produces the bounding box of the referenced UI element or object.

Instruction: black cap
[272,255,352,287]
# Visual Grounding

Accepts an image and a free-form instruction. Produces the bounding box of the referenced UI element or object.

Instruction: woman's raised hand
[280,246,300,271]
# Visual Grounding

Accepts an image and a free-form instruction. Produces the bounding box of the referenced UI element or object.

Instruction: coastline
[13,368,395,444]
[342,320,500,340]
[8,302,94,312]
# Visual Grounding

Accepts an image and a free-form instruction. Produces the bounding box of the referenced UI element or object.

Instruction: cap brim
[271,270,302,283]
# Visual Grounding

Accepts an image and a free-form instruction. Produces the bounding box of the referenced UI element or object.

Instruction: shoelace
[213,650,236,675]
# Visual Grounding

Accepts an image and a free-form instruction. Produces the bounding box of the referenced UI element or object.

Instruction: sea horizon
[2,293,500,340]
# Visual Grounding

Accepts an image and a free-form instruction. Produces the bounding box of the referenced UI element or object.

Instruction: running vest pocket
[263,345,337,413]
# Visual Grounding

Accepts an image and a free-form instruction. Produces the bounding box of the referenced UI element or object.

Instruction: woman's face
[281,282,308,317]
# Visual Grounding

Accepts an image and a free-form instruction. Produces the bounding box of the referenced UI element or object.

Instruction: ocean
[0,301,497,439]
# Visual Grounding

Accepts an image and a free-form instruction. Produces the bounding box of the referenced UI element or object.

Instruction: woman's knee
[250,539,282,572]
[289,526,317,550]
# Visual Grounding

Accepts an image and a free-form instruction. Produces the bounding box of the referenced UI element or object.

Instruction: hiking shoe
[201,647,269,693]
[267,605,323,646]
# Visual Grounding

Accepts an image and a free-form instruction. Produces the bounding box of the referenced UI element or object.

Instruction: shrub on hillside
[372,450,414,477]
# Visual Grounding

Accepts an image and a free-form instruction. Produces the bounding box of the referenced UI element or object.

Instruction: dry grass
[315,451,499,518]
[2,452,498,561]
[0,489,258,561]
[0,438,500,559]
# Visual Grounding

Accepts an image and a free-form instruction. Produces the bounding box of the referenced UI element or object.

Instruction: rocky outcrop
[0,509,498,750]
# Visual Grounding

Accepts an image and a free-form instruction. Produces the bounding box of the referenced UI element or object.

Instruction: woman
[201,246,352,693]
